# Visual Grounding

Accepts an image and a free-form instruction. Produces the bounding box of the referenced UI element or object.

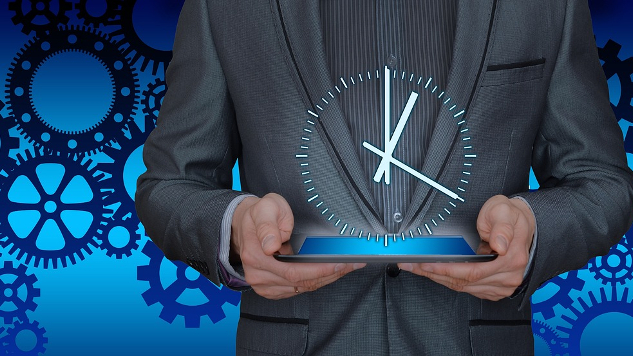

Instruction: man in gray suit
[136,0,633,355]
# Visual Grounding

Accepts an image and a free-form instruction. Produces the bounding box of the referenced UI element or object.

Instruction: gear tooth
[184,315,202,328]
[158,307,178,324]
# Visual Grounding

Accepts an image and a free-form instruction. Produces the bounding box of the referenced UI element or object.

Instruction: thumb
[253,194,294,255]
[477,196,515,256]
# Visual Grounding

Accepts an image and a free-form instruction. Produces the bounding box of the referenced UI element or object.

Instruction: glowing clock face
[297,66,473,243]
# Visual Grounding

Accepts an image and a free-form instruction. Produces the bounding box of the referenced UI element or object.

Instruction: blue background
[0,0,632,355]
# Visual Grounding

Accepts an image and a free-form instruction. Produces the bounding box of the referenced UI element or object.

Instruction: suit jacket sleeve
[515,0,633,306]
[135,0,246,287]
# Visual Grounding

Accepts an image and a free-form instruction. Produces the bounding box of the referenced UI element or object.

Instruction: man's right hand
[230,193,365,300]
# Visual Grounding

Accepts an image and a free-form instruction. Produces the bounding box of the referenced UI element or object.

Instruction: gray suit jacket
[136,0,633,355]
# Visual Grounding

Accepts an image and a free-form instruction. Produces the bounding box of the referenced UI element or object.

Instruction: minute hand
[362,141,464,202]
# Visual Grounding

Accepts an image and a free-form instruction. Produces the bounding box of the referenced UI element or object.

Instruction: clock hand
[383,66,391,184]
[363,141,464,202]
[374,90,419,184]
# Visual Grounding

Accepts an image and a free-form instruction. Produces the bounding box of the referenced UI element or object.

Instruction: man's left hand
[398,195,536,301]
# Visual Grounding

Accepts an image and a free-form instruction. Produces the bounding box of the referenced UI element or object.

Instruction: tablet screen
[298,236,476,255]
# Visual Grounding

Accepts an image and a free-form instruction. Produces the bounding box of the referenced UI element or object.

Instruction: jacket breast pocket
[236,313,308,355]
[481,58,546,87]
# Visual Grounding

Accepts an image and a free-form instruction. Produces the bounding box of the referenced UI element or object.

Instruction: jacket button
[386,264,400,278]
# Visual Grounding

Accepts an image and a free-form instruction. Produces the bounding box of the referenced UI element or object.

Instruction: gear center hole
[108,226,131,249]
[44,201,57,213]
[3,288,13,298]
[607,254,621,267]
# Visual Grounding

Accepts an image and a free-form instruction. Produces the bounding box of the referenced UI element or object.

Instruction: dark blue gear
[587,232,633,286]
[3,319,47,355]
[0,261,40,325]
[75,0,121,28]
[532,319,568,356]
[6,25,139,156]
[558,286,633,356]
[0,149,107,268]
[109,0,173,75]
[531,270,586,320]
[8,0,72,36]
[141,78,166,124]
[97,213,142,259]
[99,115,155,256]
[137,241,241,328]
[598,39,633,123]
[0,101,20,159]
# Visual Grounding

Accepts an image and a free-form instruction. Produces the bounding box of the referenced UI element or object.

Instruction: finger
[269,260,365,286]
[251,196,289,255]
[399,260,502,283]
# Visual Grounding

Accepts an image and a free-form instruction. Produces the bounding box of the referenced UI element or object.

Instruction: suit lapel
[273,0,386,232]
[401,0,498,229]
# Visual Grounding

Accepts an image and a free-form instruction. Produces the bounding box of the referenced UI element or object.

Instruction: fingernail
[335,263,345,272]
[400,263,413,272]
[353,263,365,270]
[496,235,508,252]
[261,235,274,251]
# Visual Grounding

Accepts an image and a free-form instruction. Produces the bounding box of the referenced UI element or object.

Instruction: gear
[97,213,142,258]
[532,319,568,356]
[0,149,108,268]
[75,0,121,28]
[558,286,633,356]
[8,0,72,36]
[598,39,633,123]
[6,25,138,156]
[109,0,173,75]
[141,78,167,123]
[0,261,40,325]
[587,232,633,285]
[3,319,47,355]
[98,115,155,256]
[531,270,586,320]
[0,101,20,159]
[137,241,241,328]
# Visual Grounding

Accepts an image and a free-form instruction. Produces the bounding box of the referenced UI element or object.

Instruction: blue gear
[8,0,72,36]
[0,149,107,268]
[99,115,155,258]
[0,101,20,159]
[587,231,633,286]
[141,78,167,124]
[6,25,138,156]
[598,39,633,123]
[558,286,633,356]
[532,319,568,356]
[0,261,40,325]
[137,241,241,328]
[75,0,121,28]
[109,0,173,75]
[531,270,586,320]
[3,319,47,355]
[97,213,142,259]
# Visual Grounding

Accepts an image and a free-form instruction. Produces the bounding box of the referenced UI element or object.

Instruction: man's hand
[231,193,365,300]
[398,195,536,301]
